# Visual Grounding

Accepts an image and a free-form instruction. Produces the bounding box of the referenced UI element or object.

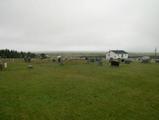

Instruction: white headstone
[4,63,7,68]
[28,64,33,69]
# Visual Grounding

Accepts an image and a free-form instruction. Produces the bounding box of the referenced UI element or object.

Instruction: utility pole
[155,48,157,59]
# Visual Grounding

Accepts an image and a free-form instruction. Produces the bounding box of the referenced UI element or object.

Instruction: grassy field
[0,61,159,120]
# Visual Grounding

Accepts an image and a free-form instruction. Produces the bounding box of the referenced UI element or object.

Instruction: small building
[106,50,128,60]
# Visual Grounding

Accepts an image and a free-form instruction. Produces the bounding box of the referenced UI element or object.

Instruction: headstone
[4,62,7,69]
[111,60,120,67]
[28,65,33,69]
[0,63,3,71]
[0,60,3,71]
[57,56,63,65]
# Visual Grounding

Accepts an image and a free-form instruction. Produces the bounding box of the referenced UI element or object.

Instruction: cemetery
[0,50,159,120]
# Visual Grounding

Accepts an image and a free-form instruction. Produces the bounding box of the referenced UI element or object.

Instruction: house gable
[106,50,128,60]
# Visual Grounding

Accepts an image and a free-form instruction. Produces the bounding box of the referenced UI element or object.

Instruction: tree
[0,49,36,58]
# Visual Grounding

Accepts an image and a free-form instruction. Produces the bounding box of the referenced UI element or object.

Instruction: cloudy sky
[0,0,159,52]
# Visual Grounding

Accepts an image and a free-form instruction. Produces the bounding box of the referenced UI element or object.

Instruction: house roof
[111,50,128,54]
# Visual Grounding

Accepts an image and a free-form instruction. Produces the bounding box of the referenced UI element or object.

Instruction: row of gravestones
[54,57,132,66]
[51,56,103,65]
[27,56,62,70]
[110,58,159,67]
[23,55,159,69]
[140,58,159,63]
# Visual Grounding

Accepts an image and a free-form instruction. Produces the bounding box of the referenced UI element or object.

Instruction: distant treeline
[0,49,36,58]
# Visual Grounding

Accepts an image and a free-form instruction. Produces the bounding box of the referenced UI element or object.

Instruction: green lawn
[0,61,159,120]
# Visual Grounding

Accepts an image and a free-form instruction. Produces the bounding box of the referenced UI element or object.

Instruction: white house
[106,50,128,60]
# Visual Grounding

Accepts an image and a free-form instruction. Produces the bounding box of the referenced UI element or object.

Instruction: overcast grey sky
[0,0,159,52]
